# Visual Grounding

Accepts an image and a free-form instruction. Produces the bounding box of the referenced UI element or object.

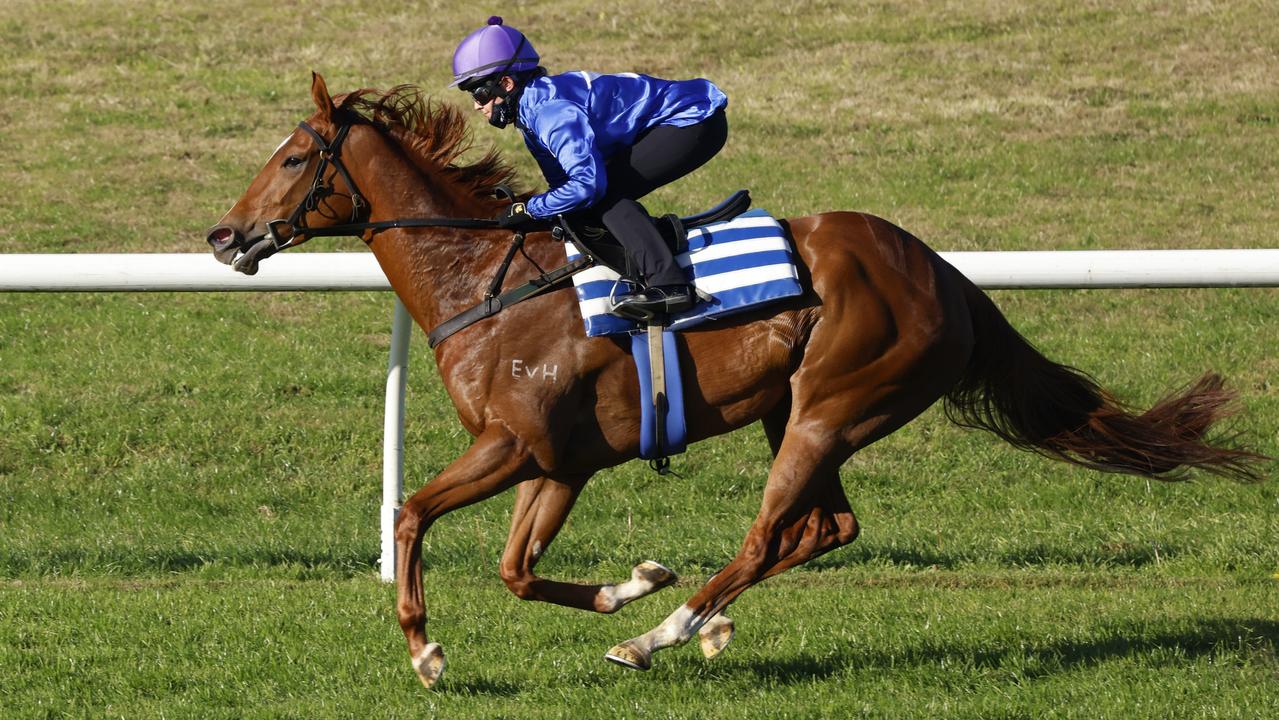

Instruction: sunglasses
[466,78,501,106]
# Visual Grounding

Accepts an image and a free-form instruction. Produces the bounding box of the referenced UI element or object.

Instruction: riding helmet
[449,16,540,88]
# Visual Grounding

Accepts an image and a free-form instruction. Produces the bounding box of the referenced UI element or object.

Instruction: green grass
[3,574,1276,719]
[2,1,1278,718]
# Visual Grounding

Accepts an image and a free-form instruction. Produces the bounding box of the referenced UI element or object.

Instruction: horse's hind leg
[605,426,860,671]
[605,344,963,671]
[499,475,677,613]
[690,397,792,661]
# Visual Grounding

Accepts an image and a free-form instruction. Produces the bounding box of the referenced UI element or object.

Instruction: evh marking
[511,359,560,382]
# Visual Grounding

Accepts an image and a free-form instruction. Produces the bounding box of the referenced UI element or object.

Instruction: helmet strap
[488,72,533,129]
[489,83,517,128]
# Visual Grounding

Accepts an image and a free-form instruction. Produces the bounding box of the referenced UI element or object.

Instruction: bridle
[245,116,593,349]
[258,118,504,260]
[264,121,369,250]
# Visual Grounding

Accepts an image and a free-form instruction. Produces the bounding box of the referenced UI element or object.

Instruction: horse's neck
[353,137,509,334]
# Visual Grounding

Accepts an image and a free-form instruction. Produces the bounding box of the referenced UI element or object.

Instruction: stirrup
[609,298,665,324]
[612,286,692,320]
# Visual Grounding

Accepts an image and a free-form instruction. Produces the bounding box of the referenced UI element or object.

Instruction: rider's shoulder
[519,73,586,114]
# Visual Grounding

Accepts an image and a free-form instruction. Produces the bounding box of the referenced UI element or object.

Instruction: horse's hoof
[634,560,677,590]
[412,642,446,688]
[698,614,735,659]
[605,641,652,671]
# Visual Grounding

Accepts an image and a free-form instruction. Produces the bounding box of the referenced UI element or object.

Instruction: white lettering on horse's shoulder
[510,359,561,383]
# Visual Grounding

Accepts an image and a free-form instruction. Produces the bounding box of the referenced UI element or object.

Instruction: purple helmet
[448,16,540,88]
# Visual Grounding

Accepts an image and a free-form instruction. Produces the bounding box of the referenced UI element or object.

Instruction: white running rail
[4,249,1279,582]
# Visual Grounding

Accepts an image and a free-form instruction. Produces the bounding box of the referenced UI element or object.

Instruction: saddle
[426,189,764,350]
[551,190,753,280]
[552,191,751,472]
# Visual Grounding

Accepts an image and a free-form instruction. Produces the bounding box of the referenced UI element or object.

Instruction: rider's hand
[495,202,539,231]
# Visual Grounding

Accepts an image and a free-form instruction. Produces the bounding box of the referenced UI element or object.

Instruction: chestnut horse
[207,75,1260,687]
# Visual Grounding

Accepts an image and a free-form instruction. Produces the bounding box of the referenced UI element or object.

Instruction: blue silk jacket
[514,71,728,218]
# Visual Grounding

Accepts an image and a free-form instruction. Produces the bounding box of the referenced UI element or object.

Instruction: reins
[263,118,591,349]
[283,215,502,238]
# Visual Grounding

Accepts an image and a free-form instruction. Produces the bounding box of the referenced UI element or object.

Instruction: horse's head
[206,73,368,275]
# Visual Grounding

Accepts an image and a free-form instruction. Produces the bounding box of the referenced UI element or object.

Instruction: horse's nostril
[207,226,237,248]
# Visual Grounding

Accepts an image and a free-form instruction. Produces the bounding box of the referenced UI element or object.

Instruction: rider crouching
[449,16,729,315]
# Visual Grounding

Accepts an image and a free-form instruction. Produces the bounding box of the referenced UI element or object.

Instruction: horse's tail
[943,275,1265,481]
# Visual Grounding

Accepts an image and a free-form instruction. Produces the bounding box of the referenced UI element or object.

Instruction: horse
[206,74,1262,688]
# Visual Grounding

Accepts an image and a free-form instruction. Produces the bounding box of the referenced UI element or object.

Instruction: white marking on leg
[411,642,446,688]
[639,604,706,653]
[606,604,703,671]
[595,561,674,612]
[596,585,619,612]
[597,579,648,613]
[531,539,543,561]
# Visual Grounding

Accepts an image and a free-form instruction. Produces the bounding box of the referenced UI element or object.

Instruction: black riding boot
[600,198,693,314]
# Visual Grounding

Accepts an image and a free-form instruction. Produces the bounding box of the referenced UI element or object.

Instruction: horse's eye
[283,155,305,168]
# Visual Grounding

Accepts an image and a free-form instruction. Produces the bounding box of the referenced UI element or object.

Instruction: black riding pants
[583,109,728,287]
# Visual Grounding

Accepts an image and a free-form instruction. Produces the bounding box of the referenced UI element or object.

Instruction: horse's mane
[337,85,522,212]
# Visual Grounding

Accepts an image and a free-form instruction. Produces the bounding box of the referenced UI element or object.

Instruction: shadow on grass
[720,618,1278,685]
[8,544,1181,579]
[439,676,523,697]
[807,540,1184,571]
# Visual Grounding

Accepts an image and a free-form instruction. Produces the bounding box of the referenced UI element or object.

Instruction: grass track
[3,573,1276,719]
[1,1,1277,717]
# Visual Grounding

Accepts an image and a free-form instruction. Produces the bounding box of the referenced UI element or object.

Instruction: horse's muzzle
[206,225,244,265]
[206,224,279,276]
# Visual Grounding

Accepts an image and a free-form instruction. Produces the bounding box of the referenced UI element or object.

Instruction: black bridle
[263,119,502,254]
[248,117,592,349]
[264,122,367,249]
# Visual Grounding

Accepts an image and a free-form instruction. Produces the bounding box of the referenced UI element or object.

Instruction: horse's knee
[393,503,424,546]
[835,512,860,545]
[499,564,537,601]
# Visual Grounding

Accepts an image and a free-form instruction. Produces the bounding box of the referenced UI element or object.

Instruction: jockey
[449,16,729,315]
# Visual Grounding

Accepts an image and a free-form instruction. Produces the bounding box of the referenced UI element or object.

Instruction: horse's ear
[311,72,335,121]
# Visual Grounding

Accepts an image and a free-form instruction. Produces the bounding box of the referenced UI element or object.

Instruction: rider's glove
[495,202,539,231]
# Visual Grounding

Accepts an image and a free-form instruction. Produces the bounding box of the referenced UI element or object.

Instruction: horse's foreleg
[605,430,858,671]
[395,424,539,689]
[500,475,677,613]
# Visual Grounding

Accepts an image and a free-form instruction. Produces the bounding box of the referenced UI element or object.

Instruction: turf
[1,1,1277,718]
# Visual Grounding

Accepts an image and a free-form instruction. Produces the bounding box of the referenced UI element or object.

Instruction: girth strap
[647,322,671,474]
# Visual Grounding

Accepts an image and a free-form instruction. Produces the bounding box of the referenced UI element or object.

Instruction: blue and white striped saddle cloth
[566,209,803,336]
